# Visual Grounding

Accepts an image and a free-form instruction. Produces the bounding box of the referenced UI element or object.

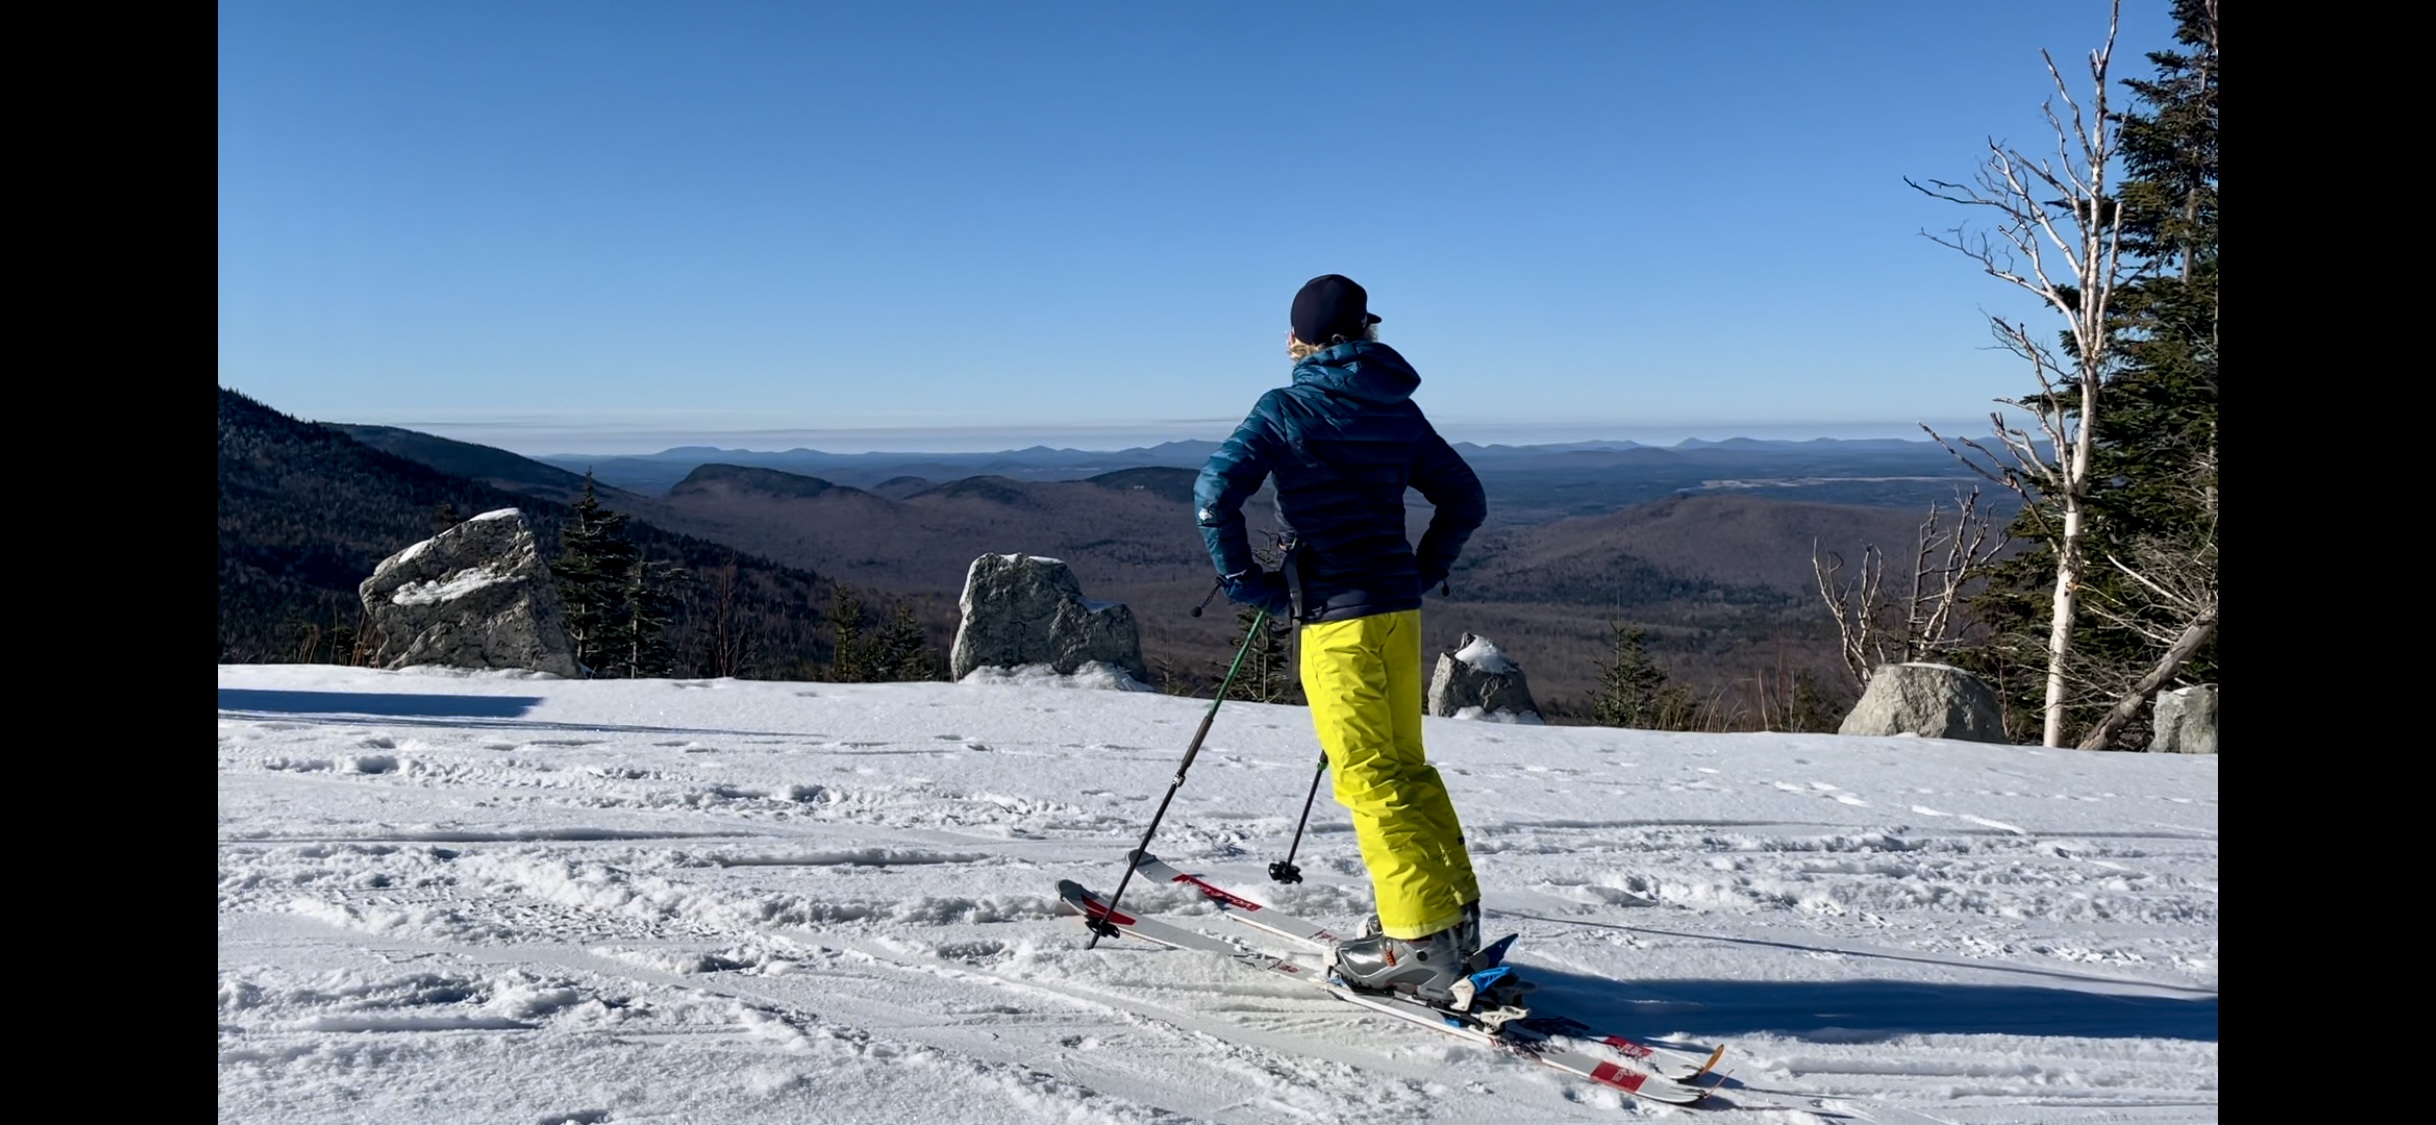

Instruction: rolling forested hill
[218,388,838,675]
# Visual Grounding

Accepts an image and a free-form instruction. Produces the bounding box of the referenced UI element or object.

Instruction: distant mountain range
[534,435,1994,520]
[536,441,1225,494]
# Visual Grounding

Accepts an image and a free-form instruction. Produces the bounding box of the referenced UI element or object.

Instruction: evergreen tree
[1216,606,1297,703]
[1151,655,1202,696]
[1589,623,1681,730]
[2114,1,2218,278]
[826,584,870,682]
[617,556,687,678]
[875,602,939,681]
[557,473,640,675]
[812,588,936,682]
[430,502,462,536]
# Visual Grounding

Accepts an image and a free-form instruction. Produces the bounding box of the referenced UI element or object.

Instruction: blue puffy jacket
[1195,340,1488,624]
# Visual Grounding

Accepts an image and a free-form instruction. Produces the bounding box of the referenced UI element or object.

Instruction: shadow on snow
[1513,965,2218,1043]
[216,688,543,719]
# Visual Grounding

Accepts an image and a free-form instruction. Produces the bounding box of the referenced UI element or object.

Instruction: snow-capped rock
[1428,632,1541,721]
[358,508,579,677]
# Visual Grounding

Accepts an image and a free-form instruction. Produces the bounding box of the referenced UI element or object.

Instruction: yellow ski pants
[1298,609,1480,940]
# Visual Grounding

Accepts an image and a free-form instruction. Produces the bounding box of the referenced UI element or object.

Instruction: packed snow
[1450,705,1545,726]
[957,663,1153,693]
[218,665,2217,1123]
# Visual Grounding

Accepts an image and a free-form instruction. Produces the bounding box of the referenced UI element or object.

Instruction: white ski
[1058,877,1716,1106]
[1125,852,1729,1082]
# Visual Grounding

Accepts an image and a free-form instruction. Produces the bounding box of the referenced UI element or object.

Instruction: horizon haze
[258,407,2004,459]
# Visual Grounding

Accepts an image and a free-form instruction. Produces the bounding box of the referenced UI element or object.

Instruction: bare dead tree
[347,606,376,667]
[1752,644,1794,733]
[1909,1,2127,747]
[1813,489,2008,690]
[1813,542,1888,689]
[702,558,746,678]
[1900,490,2007,663]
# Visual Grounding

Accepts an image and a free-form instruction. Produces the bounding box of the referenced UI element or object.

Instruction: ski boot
[1330,902,1530,1020]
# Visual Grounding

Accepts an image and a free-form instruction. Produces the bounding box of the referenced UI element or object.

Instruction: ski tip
[1697,1042,1728,1076]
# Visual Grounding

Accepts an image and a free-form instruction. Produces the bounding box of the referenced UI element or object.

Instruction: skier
[1194,274,1493,1007]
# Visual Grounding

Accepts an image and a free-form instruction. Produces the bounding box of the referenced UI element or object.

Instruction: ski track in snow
[219,666,2218,1124]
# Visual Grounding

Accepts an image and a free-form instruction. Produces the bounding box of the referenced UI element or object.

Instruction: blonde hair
[1288,324,1379,362]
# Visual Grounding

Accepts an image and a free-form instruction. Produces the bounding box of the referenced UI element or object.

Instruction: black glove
[1222,569,1292,617]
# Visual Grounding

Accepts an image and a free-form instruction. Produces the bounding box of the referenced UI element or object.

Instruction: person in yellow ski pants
[1196,275,1491,1003]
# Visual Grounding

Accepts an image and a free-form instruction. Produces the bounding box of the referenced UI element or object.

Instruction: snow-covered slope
[218,666,2217,1123]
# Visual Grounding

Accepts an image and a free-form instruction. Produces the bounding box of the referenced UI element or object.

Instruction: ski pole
[1267,751,1327,884]
[1086,606,1268,948]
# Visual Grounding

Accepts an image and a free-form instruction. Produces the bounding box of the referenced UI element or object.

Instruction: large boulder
[1838,662,2007,742]
[1428,633,1542,722]
[949,554,1148,687]
[359,508,580,677]
[2149,684,2218,754]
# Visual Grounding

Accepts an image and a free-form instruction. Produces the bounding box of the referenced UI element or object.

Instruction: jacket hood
[1291,340,1420,405]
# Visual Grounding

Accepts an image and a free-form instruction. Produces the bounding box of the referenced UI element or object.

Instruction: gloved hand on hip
[1221,569,1292,617]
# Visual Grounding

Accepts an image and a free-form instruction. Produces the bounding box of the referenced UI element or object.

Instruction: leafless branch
[2076,605,2218,751]
[2072,468,2218,749]
[1812,540,1889,690]
[1815,491,2008,689]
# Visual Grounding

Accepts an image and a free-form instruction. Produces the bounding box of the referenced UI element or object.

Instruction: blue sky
[219,1,2168,455]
